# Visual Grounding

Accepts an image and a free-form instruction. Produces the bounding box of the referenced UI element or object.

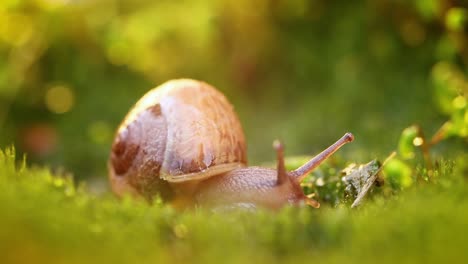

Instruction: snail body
[109,79,353,209]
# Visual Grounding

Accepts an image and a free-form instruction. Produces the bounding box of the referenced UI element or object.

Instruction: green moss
[1,147,467,264]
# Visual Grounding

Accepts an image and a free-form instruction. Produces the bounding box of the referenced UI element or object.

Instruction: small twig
[414,125,432,172]
[430,121,450,146]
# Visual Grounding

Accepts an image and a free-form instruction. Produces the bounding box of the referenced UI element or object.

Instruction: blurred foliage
[0,0,466,182]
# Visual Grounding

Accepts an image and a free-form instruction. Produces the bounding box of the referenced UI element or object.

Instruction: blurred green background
[0,0,466,182]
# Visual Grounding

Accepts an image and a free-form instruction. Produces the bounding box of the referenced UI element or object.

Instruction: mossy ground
[1,148,467,264]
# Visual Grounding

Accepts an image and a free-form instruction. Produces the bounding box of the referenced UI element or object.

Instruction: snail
[108,79,354,210]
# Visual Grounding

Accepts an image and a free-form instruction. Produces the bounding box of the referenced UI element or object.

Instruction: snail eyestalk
[273,140,288,185]
[289,133,354,181]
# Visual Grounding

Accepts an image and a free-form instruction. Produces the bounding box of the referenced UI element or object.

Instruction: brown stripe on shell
[111,127,140,175]
[150,103,162,116]
[129,158,174,201]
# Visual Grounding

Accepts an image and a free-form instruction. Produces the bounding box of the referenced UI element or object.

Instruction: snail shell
[108,79,247,200]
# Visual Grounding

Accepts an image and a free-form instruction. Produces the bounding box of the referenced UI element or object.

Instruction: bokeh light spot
[445,7,467,32]
[0,13,34,46]
[88,121,112,145]
[453,96,466,109]
[412,137,423,147]
[21,123,57,157]
[45,85,75,114]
